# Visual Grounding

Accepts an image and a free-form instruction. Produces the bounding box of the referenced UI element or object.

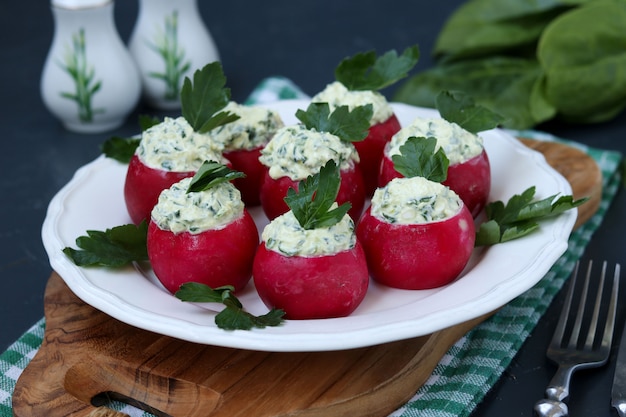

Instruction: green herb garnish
[186,161,246,193]
[180,62,240,133]
[435,90,506,133]
[284,160,351,230]
[175,282,285,330]
[391,136,450,182]
[62,221,149,267]
[101,115,161,163]
[295,102,373,143]
[335,45,420,91]
[475,186,588,246]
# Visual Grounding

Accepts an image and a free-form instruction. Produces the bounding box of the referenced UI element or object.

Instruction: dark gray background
[1,2,625,416]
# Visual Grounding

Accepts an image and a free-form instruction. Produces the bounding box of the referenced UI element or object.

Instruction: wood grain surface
[12,139,602,417]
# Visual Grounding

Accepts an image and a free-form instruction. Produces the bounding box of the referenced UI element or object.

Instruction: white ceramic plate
[42,100,576,352]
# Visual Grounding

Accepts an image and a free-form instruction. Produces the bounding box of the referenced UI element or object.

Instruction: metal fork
[534,260,620,417]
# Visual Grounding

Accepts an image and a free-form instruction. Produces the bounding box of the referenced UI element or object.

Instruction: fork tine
[552,261,579,347]
[601,262,620,350]
[568,260,591,348]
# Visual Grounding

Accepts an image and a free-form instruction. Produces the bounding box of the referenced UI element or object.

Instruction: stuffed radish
[124,116,229,224]
[258,102,371,220]
[207,101,284,206]
[124,63,238,224]
[357,176,475,290]
[311,45,419,196]
[253,160,369,320]
[147,162,258,294]
[379,116,490,217]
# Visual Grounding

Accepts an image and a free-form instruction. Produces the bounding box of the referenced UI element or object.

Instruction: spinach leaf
[537,0,626,122]
[433,0,587,61]
[393,57,554,129]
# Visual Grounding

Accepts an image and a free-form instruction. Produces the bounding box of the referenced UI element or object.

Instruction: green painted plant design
[59,28,103,122]
[148,10,191,101]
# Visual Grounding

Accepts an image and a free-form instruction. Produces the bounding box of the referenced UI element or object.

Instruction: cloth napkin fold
[1,77,622,417]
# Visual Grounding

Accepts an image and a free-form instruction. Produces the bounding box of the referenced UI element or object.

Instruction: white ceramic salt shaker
[129,0,220,110]
[40,0,141,134]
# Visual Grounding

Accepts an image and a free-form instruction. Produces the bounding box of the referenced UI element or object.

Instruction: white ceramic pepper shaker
[40,0,141,133]
[129,0,220,110]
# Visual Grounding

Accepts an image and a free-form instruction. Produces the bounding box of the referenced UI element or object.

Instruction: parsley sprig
[181,62,239,133]
[475,186,588,246]
[335,45,420,91]
[284,160,351,230]
[175,282,284,330]
[295,102,373,143]
[62,221,149,267]
[391,136,449,182]
[186,161,245,193]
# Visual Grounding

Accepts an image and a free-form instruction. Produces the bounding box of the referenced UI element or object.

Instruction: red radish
[124,154,195,225]
[354,113,401,196]
[379,149,490,217]
[148,211,258,293]
[223,147,266,206]
[147,163,258,294]
[258,103,372,221]
[253,160,369,319]
[253,240,369,319]
[208,102,284,206]
[357,176,475,289]
[379,117,491,217]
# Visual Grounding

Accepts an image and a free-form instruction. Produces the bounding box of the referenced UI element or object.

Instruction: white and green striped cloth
[1,77,622,417]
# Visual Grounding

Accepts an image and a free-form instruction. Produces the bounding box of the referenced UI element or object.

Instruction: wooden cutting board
[12,139,602,417]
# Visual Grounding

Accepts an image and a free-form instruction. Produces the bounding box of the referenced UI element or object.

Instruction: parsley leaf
[138,114,161,131]
[63,221,149,267]
[180,62,240,133]
[101,115,161,163]
[335,45,420,91]
[175,282,285,330]
[391,136,450,182]
[295,102,373,142]
[436,90,506,133]
[475,186,588,246]
[186,161,246,193]
[284,160,351,230]
[100,136,140,164]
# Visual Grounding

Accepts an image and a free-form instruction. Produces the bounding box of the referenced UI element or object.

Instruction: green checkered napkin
[1,78,622,417]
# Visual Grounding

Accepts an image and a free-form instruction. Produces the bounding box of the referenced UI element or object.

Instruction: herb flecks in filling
[151,177,244,234]
[208,102,284,151]
[137,116,226,172]
[371,177,462,225]
[387,117,483,165]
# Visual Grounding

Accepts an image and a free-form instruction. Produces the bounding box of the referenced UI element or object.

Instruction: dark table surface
[2,1,625,416]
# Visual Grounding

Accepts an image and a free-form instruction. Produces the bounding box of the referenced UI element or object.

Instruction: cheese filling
[311,81,393,125]
[259,124,359,181]
[387,117,483,165]
[371,177,462,224]
[261,209,356,257]
[151,177,244,234]
[137,116,227,172]
[208,102,284,151]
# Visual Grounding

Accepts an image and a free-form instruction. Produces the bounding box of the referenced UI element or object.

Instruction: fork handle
[534,365,574,417]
